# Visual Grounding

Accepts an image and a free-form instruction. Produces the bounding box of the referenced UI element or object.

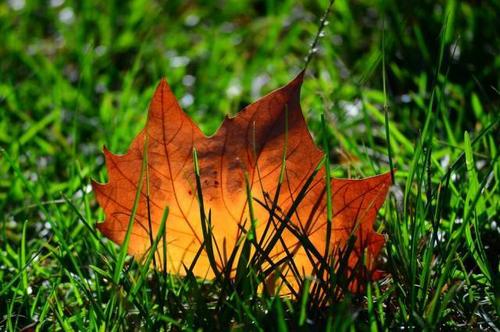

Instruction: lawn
[1,0,499,330]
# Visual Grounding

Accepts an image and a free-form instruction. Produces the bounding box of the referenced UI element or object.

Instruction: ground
[1,0,499,330]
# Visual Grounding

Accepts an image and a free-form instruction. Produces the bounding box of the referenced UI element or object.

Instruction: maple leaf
[92,71,392,296]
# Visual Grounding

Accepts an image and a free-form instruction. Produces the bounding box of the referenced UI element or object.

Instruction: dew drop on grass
[184,14,200,27]
[180,94,194,107]
[440,155,450,169]
[450,41,461,61]
[95,45,107,57]
[59,7,75,25]
[7,218,16,229]
[95,82,107,94]
[74,189,84,199]
[226,82,242,98]
[475,160,486,170]
[436,230,446,242]
[8,0,25,11]
[28,172,38,182]
[400,94,411,103]
[251,74,269,100]
[170,56,190,68]
[50,0,64,7]
[340,99,362,118]
[182,75,196,87]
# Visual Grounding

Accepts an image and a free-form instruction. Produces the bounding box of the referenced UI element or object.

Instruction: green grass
[1,0,499,330]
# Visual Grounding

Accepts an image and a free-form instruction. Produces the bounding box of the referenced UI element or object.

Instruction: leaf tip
[288,70,305,90]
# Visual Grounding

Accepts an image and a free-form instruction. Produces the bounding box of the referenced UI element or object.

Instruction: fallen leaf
[92,71,391,295]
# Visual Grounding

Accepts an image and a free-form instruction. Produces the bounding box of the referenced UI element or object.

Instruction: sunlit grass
[1,0,499,330]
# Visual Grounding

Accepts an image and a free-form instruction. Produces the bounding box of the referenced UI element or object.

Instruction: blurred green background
[1,0,499,330]
[1,0,498,185]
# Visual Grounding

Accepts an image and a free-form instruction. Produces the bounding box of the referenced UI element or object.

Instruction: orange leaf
[92,71,391,295]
